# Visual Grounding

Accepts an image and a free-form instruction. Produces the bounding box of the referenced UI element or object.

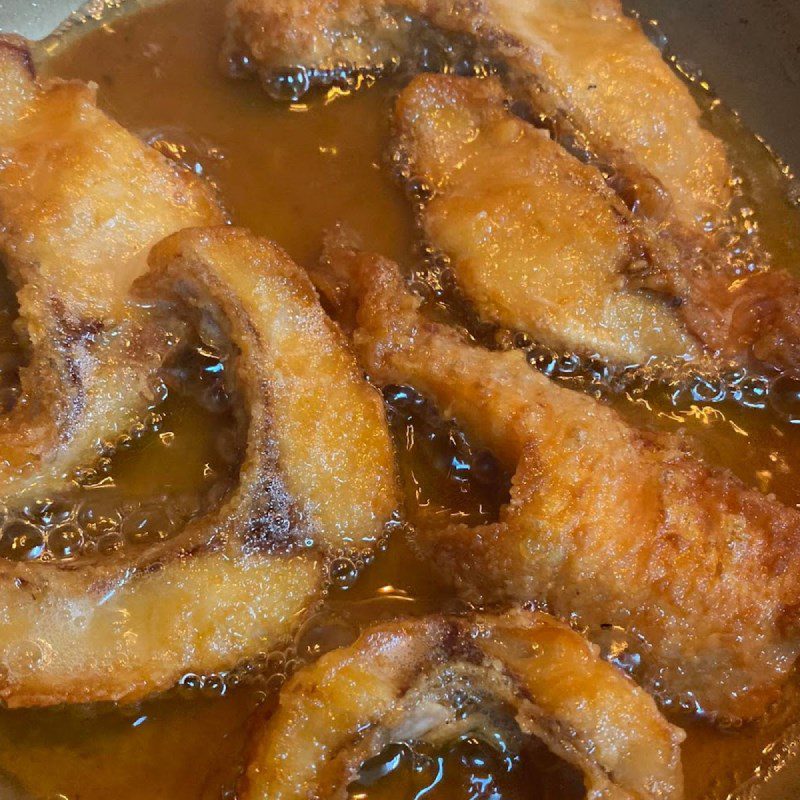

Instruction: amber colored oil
[0,0,797,798]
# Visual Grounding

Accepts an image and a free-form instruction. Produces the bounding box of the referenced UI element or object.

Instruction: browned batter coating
[394,74,698,364]
[632,232,800,375]
[241,611,684,800]
[319,242,800,721]
[395,72,800,373]
[0,228,398,707]
[0,37,223,501]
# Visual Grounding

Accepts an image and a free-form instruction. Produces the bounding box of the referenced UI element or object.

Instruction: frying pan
[0,0,797,798]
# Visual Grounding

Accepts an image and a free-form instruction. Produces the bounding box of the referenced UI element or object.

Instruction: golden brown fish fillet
[395,74,697,364]
[222,0,730,228]
[241,611,684,800]
[321,243,800,721]
[0,37,223,502]
[396,74,800,374]
[633,233,800,375]
[0,228,398,707]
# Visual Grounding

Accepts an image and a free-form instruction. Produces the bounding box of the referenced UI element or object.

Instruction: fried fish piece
[0,228,398,707]
[395,74,697,363]
[321,243,800,721]
[397,74,800,373]
[241,611,684,800]
[633,230,800,375]
[222,0,730,228]
[0,37,223,502]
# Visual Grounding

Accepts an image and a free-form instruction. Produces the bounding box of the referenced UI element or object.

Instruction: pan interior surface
[0,1,798,799]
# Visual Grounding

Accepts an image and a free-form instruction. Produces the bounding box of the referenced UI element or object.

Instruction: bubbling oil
[348,735,585,800]
[0,0,794,798]
[0,337,241,565]
[225,8,499,105]
[346,675,586,800]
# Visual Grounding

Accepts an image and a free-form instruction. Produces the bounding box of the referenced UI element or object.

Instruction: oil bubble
[116,433,134,450]
[179,672,203,692]
[722,367,748,388]
[262,66,310,102]
[77,500,122,539]
[96,457,113,475]
[732,374,770,409]
[202,673,227,697]
[121,506,174,545]
[296,615,358,660]
[262,672,287,695]
[555,352,582,376]
[526,346,558,377]
[97,532,124,555]
[329,557,359,589]
[73,466,99,487]
[48,526,83,561]
[24,498,72,527]
[585,357,612,386]
[0,520,45,561]
[148,377,169,406]
[512,332,532,349]
[690,375,727,404]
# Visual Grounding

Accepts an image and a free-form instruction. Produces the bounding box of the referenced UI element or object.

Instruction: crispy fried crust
[396,74,800,373]
[0,228,398,707]
[395,74,697,363]
[322,244,800,720]
[633,235,800,374]
[0,38,224,501]
[241,611,684,800]
[222,0,730,228]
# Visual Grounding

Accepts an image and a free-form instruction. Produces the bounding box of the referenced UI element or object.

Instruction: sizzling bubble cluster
[0,341,242,564]
[179,646,295,701]
[494,328,787,420]
[248,11,497,107]
[400,22,497,81]
[0,493,178,563]
[349,732,584,800]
